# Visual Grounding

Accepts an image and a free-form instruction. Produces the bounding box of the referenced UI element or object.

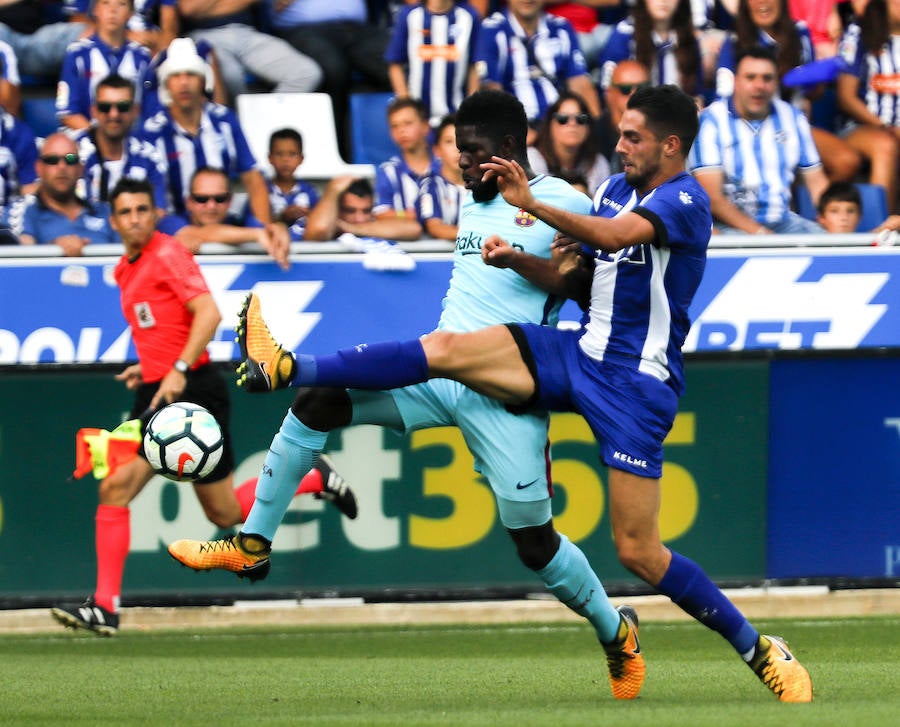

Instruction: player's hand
[115,363,143,390]
[551,232,584,276]
[480,157,536,211]
[149,368,186,410]
[54,234,89,257]
[481,235,517,268]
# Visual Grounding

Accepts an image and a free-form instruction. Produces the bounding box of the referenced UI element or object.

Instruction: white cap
[157,38,214,107]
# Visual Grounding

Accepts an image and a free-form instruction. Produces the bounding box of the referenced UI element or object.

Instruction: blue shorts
[391,378,552,504]
[511,324,678,479]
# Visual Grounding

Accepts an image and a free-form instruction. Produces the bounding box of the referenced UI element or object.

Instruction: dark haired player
[169,89,646,700]
[188,85,812,702]
[50,178,355,636]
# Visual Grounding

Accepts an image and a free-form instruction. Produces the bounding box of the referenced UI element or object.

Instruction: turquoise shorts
[391,378,553,505]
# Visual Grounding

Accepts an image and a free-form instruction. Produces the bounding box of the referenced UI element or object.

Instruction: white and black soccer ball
[143,402,224,482]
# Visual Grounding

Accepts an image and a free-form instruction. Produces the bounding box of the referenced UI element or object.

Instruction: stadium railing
[0,232,888,258]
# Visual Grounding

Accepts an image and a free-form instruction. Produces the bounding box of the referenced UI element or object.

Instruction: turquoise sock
[242,410,328,542]
[537,534,621,643]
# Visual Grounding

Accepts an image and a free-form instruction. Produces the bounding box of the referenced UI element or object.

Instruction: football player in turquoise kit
[169,89,645,700]
[189,85,813,703]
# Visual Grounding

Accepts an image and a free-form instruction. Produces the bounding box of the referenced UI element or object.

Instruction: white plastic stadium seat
[236,93,374,181]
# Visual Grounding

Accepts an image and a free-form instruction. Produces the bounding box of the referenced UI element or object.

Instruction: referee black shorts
[131,364,235,484]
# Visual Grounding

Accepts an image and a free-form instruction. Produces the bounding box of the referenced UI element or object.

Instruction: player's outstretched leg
[168,531,272,581]
[235,293,296,392]
[748,634,813,703]
[602,606,646,700]
[50,597,119,636]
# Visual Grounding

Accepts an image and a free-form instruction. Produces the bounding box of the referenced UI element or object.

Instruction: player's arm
[149,292,221,409]
[481,157,657,251]
[482,233,592,307]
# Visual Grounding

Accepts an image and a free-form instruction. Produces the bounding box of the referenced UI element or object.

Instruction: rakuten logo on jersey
[685,257,889,351]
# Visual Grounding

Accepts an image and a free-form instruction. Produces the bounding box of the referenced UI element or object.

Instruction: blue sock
[537,534,621,643]
[657,550,759,656]
[242,410,328,542]
[291,339,429,389]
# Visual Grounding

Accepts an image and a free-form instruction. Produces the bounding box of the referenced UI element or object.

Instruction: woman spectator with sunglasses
[527,90,610,196]
[599,0,704,102]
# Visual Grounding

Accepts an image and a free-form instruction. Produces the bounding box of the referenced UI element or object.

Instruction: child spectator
[262,128,320,242]
[816,180,861,232]
[386,0,481,126]
[57,0,152,132]
[818,179,900,235]
[416,113,465,240]
[373,97,439,239]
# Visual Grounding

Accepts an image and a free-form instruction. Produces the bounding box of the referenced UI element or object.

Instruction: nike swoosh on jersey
[515,478,540,490]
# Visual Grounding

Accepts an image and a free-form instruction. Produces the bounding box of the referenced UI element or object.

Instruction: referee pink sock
[94,504,129,614]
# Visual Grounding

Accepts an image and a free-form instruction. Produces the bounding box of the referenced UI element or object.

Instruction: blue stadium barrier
[22,97,60,139]
[796,183,888,232]
[349,92,396,166]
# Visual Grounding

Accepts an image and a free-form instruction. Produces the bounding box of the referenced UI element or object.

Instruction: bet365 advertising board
[0,249,897,601]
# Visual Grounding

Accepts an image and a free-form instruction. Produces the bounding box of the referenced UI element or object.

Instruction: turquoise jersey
[437,174,592,333]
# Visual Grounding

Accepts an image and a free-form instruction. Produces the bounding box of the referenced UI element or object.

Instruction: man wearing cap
[141,38,289,269]
[175,0,321,102]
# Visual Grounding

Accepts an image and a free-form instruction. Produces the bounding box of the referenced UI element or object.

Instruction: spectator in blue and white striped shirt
[140,38,290,268]
[416,113,466,240]
[386,0,481,127]
[688,46,829,234]
[57,0,152,133]
[473,0,601,130]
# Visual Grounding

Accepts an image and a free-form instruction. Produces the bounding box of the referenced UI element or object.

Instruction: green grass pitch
[2,616,897,726]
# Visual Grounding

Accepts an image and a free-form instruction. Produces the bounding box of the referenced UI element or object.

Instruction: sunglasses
[96,101,133,114]
[190,193,231,204]
[553,112,590,126]
[40,153,80,166]
[611,81,652,95]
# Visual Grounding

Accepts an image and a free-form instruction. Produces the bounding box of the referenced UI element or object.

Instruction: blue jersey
[715,23,813,97]
[439,174,592,333]
[261,177,319,241]
[580,172,711,396]
[141,102,258,216]
[838,22,900,128]
[599,19,702,96]
[385,2,480,124]
[75,129,168,209]
[56,34,152,120]
[474,10,589,122]
[374,154,440,215]
[415,172,465,227]
[3,195,117,245]
[0,108,38,209]
[688,96,821,226]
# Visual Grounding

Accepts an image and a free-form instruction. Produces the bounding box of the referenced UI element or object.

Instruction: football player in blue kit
[206,84,813,703]
[169,88,647,700]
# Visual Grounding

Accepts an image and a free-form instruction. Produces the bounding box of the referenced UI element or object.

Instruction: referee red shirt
[114,230,212,384]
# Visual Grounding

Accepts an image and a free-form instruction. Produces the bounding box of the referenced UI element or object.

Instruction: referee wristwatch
[173,358,190,374]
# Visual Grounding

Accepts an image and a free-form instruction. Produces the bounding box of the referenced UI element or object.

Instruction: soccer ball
[143,402,224,482]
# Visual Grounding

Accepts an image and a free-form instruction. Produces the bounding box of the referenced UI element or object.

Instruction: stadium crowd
[1,0,900,255]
